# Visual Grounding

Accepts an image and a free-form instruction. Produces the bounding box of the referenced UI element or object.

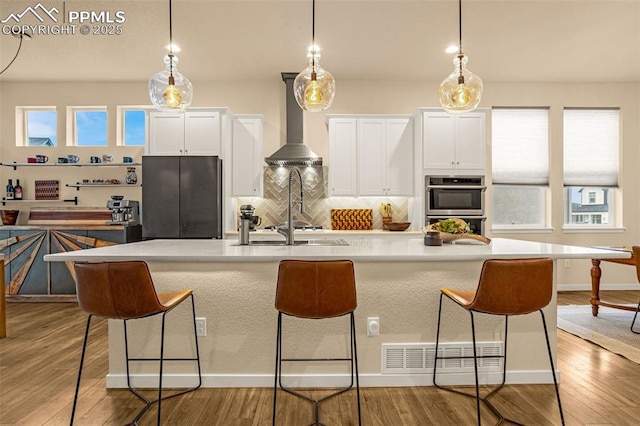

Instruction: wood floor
[1,290,639,425]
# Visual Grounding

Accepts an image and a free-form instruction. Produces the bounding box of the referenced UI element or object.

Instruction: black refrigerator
[142,156,223,239]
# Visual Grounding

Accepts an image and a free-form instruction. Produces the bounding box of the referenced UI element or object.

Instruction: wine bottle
[6,179,14,200]
[14,179,22,200]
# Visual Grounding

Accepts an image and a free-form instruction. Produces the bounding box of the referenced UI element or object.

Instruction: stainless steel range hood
[264,73,323,166]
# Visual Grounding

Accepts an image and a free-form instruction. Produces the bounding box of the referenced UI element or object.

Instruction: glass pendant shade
[439,54,483,114]
[149,55,193,113]
[294,48,335,112]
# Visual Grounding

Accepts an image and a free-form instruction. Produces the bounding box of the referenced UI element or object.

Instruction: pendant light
[148,0,193,113]
[438,0,483,114]
[293,0,335,112]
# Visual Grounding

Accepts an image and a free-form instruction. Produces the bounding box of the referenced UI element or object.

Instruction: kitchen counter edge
[43,237,631,263]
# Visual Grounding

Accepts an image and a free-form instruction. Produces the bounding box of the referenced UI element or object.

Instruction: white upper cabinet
[231,115,264,197]
[421,110,486,174]
[327,115,413,197]
[148,109,226,156]
[327,117,358,196]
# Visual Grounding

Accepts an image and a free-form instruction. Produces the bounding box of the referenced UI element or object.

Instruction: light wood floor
[1,291,639,425]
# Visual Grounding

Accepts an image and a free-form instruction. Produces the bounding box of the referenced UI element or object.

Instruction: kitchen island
[45,238,629,389]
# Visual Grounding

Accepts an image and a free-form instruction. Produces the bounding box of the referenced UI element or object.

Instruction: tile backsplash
[235,167,409,230]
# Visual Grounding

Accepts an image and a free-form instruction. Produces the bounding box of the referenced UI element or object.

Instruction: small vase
[125,167,138,184]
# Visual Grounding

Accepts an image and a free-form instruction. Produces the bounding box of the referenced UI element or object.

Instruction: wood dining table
[590,246,636,316]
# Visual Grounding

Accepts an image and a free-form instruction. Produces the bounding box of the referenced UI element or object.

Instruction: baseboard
[105,370,561,389]
[558,283,638,291]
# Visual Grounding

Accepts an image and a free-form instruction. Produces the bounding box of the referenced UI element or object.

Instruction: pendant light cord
[458,0,464,81]
[311,0,316,72]
[168,0,174,78]
[0,32,28,76]
[458,0,462,54]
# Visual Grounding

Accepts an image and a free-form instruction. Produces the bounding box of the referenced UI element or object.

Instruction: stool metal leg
[631,301,640,334]
[70,315,92,425]
[272,312,282,425]
[273,312,360,426]
[351,312,362,426]
[539,309,565,425]
[469,311,481,426]
[125,295,203,425]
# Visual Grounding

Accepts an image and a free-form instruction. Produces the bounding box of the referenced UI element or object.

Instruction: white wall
[1,79,639,288]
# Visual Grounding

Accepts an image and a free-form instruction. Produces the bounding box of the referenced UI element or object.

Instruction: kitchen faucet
[277,167,304,245]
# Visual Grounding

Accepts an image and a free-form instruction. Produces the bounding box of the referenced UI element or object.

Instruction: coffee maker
[107,195,140,225]
[239,204,261,230]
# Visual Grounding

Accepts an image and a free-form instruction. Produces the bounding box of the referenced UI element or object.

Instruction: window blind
[563,108,619,187]
[491,108,549,185]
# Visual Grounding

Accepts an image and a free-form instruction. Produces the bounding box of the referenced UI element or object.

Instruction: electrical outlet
[195,317,207,336]
[367,317,380,337]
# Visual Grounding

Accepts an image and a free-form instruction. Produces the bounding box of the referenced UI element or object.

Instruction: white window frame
[562,108,621,231]
[490,107,550,232]
[116,105,153,147]
[66,106,108,147]
[15,106,57,147]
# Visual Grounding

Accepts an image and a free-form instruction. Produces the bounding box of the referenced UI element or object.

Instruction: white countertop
[44,237,630,263]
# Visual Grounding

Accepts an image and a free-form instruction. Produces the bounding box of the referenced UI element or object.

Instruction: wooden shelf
[66,183,141,191]
[1,197,78,206]
[0,162,140,170]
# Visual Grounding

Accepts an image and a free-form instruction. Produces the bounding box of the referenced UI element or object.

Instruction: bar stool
[272,259,361,426]
[433,258,564,425]
[630,246,640,334]
[71,261,202,425]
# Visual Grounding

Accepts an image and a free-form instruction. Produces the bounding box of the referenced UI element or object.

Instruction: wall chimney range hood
[264,73,323,166]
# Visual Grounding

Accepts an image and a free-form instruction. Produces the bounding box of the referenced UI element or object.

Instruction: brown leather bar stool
[433,258,564,425]
[71,261,202,425]
[272,259,361,426]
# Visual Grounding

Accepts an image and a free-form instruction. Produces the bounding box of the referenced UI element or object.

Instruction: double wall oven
[425,175,486,235]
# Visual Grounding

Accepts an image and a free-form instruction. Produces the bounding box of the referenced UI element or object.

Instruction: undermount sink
[239,239,350,246]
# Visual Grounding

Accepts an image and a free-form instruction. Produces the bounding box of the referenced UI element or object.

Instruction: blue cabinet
[1,227,139,299]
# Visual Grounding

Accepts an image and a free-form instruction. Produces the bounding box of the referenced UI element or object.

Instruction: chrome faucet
[277,167,304,245]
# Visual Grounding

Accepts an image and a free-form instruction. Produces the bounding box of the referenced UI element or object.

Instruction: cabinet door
[148,112,186,155]
[357,119,386,196]
[5,229,48,295]
[422,112,456,170]
[184,111,221,156]
[454,113,486,171]
[328,118,357,196]
[386,118,414,195]
[232,117,263,196]
[49,229,89,294]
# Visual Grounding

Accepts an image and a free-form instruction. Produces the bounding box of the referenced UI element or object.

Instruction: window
[117,107,149,146]
[491,108,549,228]
[563,108,619,227]
[15,107,57,146]
[67,107,107,146]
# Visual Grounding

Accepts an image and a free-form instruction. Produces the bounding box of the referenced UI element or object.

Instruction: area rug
[557,304,640,364]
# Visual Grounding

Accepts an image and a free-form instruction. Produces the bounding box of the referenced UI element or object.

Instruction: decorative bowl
[1,210,19,226]
[383,222,411,231]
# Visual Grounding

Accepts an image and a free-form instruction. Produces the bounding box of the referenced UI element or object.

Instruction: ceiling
[1,0,639,84]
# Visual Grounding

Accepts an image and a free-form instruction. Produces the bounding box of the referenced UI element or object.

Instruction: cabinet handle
[451,161,455,165]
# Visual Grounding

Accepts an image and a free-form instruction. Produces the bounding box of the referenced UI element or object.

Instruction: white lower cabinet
[231,115,264,197]
[327,116,413,197]
[148,109,227,156]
